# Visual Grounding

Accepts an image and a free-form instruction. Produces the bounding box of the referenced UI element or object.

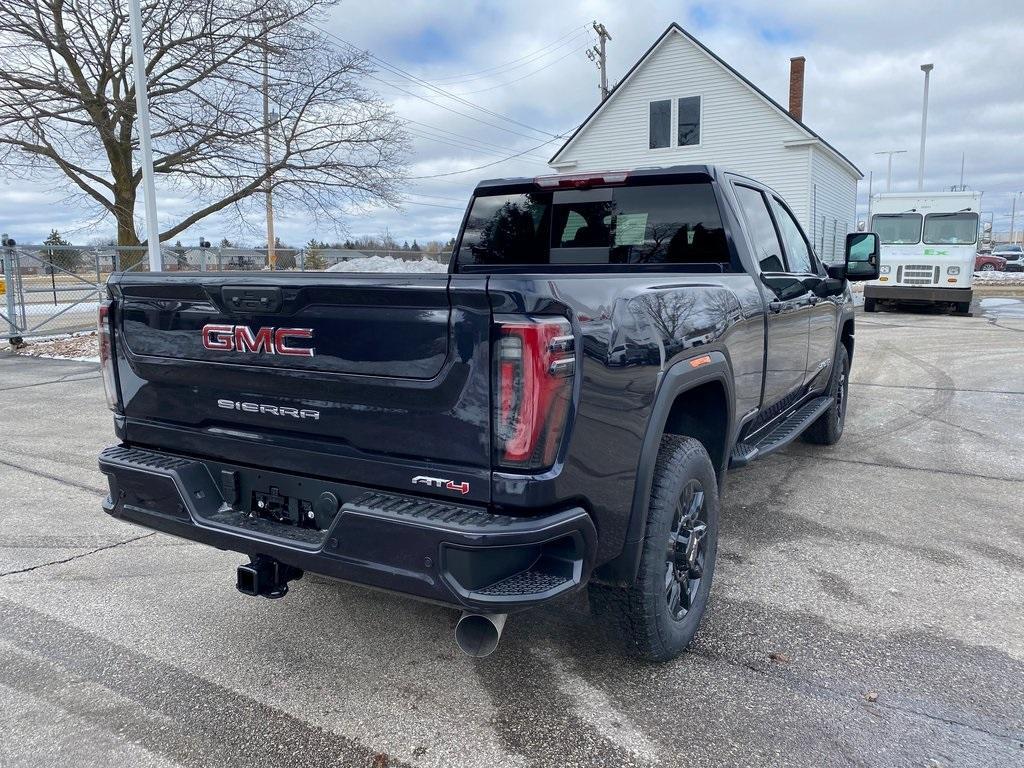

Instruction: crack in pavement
[687,646,1024,746]
[0,533,155,578]
[778,450,1023,484]
[851,381,1024,396]
[0,456,106,495]
[0,371,100,392]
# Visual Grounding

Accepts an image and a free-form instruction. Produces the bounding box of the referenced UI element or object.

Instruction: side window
[733,185,785,272]
[649,100,670,149]
[769,197,814,273]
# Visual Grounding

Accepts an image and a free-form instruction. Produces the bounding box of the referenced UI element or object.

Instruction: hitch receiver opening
[236,555,302,599]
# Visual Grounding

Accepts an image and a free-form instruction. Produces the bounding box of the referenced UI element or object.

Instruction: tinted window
[734,185,785,272]
[677,96,700,146]
[770,197,814,272]
[923,212,978,245]
[649,100,670,149]
[456,183,731,268]
[871,213,922,244]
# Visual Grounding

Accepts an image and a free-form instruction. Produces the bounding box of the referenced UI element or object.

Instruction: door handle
[768,301,784,313]
[808,296,820,306]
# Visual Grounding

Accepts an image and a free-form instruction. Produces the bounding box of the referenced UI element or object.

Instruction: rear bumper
[98,445,597,612]
[864,285,972,303]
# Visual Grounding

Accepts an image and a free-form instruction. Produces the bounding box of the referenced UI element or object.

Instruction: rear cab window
[454,181,735,272]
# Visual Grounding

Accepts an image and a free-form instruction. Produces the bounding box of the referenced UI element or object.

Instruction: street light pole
[1010,192,1022,245]
[873,149,907,192]
[917,63,934,192]
[126,0,161,271]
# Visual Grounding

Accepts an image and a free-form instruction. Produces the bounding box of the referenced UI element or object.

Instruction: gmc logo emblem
[201,324,315,357]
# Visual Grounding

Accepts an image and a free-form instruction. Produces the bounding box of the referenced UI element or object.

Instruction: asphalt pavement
[1,299,1022,768]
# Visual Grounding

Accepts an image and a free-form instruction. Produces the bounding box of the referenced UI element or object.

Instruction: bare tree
[0,0,407,250]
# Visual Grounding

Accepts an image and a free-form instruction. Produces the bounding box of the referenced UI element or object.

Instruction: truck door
[767,196,839,391]
[732,184,811,410]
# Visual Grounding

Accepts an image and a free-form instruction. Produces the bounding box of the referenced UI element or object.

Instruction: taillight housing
[98,299,118,411]
[493,316,575,471]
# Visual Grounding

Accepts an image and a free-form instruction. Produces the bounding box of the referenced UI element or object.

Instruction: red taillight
[493,316,575,470]
[98,299,118,411]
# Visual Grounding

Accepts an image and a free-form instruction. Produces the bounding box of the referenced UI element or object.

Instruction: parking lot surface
[1,299,1022,768]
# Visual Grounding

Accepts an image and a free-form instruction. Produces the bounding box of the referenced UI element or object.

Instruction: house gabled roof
[548,23,863,179]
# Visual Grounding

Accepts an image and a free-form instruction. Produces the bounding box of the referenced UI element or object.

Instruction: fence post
[3,246,22,343]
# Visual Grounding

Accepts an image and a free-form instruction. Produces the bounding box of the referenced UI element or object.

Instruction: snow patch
[326,256,448,274]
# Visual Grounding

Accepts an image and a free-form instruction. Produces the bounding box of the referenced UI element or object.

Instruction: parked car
[96,165,879,662]
[975,253,1007,272]
[991,243,1023,272]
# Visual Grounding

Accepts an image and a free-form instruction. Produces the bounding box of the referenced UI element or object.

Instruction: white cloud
[2,0,1022,244]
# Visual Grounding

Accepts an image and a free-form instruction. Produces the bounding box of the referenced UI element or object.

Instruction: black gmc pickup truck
[97,165,879,661]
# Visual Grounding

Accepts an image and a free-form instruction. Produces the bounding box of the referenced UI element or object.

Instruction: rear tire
[863,298,877,313]
[981,263,995,272]
[590,436,719,662]
[955,301,971,315]
[803,344,849,445]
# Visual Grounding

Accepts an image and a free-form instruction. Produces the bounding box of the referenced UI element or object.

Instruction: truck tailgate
[109,272,492,500]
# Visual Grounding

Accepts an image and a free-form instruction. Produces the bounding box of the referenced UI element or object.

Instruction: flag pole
[126,0,161,271]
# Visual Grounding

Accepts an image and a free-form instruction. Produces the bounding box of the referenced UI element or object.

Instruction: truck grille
[897,264,940,285]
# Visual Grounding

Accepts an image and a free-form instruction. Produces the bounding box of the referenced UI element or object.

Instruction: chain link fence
[2,245,450,340]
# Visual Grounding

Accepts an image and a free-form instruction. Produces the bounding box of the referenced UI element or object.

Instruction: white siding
[808,146,858,263]
[551,29,858,236]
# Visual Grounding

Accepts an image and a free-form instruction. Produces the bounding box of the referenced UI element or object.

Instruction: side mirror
[843,232,880,282]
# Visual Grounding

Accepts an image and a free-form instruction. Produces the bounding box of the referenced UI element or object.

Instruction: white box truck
[864,191,982,314]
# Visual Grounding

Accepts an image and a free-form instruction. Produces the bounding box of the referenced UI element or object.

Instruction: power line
[406,129,547,162]
[406,123,550,161]
[453,43,592,96]
[361,69,550,141]
[313,23,559,140]
[406,135,566,180]
[406,120,550,157]
[428,25,589,83]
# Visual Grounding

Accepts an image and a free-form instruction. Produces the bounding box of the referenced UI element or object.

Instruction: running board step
[729,396,833,468]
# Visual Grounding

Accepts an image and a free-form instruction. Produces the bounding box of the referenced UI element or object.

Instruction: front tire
[591,436,719,662]
[803,344,849,445]
[981,263,995,272]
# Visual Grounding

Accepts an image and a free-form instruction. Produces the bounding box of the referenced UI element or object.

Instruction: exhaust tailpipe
[455,612,507,657]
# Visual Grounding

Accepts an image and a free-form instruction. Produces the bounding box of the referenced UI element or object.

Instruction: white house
[548,23,862,262]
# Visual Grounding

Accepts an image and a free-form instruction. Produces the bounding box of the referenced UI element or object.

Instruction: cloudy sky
[2,0,1022,247]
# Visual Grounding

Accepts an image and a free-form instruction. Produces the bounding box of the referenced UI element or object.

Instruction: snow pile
[326,256,448,274]
[15,332,100,363]
[973,271,1024,286]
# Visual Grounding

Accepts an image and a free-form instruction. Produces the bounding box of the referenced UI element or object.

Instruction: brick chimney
[789,56,805,123]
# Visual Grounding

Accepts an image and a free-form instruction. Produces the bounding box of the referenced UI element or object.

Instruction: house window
[649,100,671,149]
[678,96,701,146]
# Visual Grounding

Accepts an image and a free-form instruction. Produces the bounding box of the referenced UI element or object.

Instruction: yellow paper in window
[615,213,648,246]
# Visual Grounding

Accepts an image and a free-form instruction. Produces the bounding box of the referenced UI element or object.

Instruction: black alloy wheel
[665,480,708,621]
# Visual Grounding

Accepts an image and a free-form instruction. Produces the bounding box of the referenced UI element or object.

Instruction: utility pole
[917,63,934,192]
[958,152,965,190]
[1011,192,1022,245]
[873,149,907,192]
[262,18,276,270]
[587,21,612,101]
[126,0,161,271]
